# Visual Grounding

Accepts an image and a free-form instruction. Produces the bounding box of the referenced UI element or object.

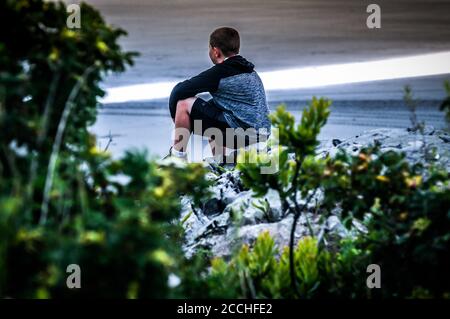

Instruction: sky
[68,0,450,86]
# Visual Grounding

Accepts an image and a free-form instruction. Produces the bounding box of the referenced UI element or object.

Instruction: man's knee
[176,97,196,114]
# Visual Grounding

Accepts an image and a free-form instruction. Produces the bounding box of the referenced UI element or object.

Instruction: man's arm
[169,66,223,118]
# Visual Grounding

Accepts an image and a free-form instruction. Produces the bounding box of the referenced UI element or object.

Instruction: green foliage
[321,146,450,297]
[321,146,417,225]
[238,97,331,201]
[0,0,138,222]
[404,85,424,133]
[2,147,211,298]
[236,97,332,297]
[0,0,136,163]
[1,0,449,300]
[237,147,292,197]
[202,89,450,298]
[0,0,211,298]
[199,232,367,298]
[270,98,330,159]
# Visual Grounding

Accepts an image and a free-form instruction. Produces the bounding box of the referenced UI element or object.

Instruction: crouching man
[166,27,271,163]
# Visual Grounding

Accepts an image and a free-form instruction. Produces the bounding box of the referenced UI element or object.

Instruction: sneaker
[203,150,238,169]
[161,146,188,162]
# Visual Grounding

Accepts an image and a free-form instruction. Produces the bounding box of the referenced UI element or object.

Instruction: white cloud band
[101,51,450,104]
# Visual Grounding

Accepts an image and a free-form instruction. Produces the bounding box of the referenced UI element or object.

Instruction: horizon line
[101,51,450,104]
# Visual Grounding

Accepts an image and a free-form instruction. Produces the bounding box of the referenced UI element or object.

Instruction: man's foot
[162,146,188,161]
[203,150,238,167]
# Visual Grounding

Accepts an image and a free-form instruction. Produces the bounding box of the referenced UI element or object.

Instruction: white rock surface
[181,127,450,258]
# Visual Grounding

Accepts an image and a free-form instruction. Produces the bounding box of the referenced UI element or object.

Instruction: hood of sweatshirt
[222,55,255,73]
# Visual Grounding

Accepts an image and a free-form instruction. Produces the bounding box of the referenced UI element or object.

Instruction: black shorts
[190,98,258,148]
[190,98,231,135]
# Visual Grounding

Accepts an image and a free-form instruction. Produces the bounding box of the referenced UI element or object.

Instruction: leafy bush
[236,98,332,295]
[3,150,210,298]
[1,0,449,299]
[0,0,211,298]
[193,232,368,298]
[321,146,450,298]
[199,93,450,298]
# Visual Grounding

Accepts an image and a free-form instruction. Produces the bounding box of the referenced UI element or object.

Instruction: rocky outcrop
[180,126,450,258]
[318,127,450,170]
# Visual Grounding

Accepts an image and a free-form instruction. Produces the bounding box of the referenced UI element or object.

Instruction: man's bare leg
[172,97,196,152]
[208,138,227,156]
[172,98,230,161]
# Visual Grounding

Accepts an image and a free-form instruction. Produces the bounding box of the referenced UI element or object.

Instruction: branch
[103,130,114,152]
[287,156,302,194]
[39,65,97,225]
[27,71,61,205]
[288,188,317,297]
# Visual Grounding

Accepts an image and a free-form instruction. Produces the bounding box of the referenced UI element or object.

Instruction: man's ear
[213,47,222,58]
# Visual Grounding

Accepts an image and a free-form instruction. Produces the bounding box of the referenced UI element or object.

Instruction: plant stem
[27,71,61,213]
[288,188,317,297]
[39,65,96,225]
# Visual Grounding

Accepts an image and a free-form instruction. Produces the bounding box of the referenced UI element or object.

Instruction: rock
[326,215,348,238]
[181,126,450,259]
[235,215,312,252]
[423,126,436,135]
[223,191,262,225]
[439,135,450,143]
[321,126,450,170]
[200,169,244,216]
[332,139,342,147]
[202,198,224,216]
[264,189,283,220]
[222,189,283,226]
